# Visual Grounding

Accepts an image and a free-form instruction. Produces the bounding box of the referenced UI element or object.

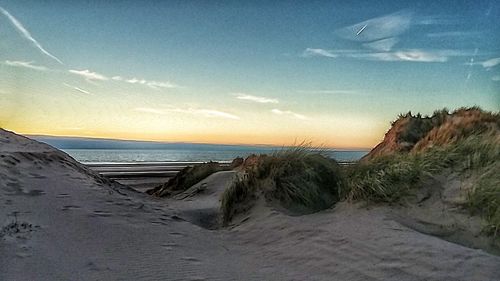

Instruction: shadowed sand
[1,129,499,280]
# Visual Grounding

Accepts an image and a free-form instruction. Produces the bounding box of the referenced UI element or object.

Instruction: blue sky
[0,0,498,148]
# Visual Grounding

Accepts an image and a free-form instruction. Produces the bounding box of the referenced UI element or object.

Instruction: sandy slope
[1,129,499,280]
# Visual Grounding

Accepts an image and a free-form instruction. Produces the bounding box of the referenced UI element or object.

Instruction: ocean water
[62,148,369,164]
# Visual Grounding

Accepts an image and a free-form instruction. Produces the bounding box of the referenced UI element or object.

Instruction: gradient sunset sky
[0,0,499,148]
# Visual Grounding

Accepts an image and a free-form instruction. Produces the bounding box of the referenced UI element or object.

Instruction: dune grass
[467,162,500,237]
[148,162,228,197]
[347,135,498,200]
[346,130,500,236]
[221,146,345,224]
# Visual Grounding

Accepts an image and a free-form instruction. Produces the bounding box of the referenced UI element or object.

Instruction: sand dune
[1,129,499,280]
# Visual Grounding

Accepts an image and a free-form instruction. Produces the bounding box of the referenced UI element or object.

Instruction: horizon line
[20,131,372,151]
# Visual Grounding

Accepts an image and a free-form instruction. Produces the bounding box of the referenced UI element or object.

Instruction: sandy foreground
[1,129,499,281]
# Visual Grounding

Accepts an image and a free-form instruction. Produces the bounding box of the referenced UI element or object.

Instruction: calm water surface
[63,148,368,163]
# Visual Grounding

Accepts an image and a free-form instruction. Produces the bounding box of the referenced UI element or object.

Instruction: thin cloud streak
[62,83,91,94]
[271,109,309,120]
[67,68,181,89]
[234,93,279,104]
[302,48,471,63]
[135,107,240,120]
[0,6,63,64]
[112,76,180,89]
[4,60,48,71]
[170,108,240,120]
[302,48,337,58]
[69,69,109,81]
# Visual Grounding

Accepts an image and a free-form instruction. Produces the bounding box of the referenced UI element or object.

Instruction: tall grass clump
[221,145,345,224]
[345,154,423,203]
[221,174,257,225]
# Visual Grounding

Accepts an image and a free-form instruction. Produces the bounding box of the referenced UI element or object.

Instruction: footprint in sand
[161,242,178,250]
[150,220,168,226]
[61,205,81,211]
[181,256,202,264]
[29,173,47,179]
[86,261,111,272]
[169,231,187,237]
[5,182,46,197]
[89,210,112,218]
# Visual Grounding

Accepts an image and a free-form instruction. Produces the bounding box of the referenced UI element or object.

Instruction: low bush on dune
[147,162,228,197]
[221,146,345,224]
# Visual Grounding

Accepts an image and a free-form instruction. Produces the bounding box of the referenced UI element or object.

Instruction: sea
[62,148,368,164]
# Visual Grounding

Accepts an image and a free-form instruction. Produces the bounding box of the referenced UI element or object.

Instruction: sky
[0,0,499,148]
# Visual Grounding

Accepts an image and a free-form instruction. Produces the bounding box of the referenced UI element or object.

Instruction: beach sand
[1,128,499,280]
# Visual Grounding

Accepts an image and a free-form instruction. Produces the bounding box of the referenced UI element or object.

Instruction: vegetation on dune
[346,135,499,202]
[147,162,229,197]
[467,161,500,236]
[364,106,499,160]
[221,145,345,224]
[347,107,500,237]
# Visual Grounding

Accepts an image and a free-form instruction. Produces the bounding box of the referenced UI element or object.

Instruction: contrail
[0,6,63,64]
[356,24,367,35]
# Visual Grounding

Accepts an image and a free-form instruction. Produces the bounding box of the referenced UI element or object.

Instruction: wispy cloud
[62,83,91,94]
[0,6,63,64]
[112,75,180,89]
[482,57,500,68]
[234,93,279,104]
[492,75,500,81]
[4,60,48,71]
[69,69,109,82]
[336,10,412,42]
[135,107,240,120]
[271,109,309,120]
[302,48,337,58]
[306,10,471,64]
[366,50,449,62]
[172,108,240,120]
[303,48,469,63]
[70,69,181,89]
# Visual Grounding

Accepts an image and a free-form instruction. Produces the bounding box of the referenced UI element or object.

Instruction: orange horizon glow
[8,128,379,150]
